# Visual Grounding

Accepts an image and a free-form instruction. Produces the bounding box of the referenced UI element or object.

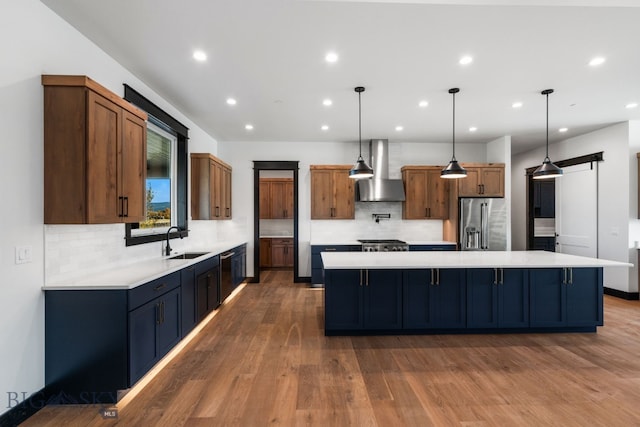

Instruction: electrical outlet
[15,246,33,264]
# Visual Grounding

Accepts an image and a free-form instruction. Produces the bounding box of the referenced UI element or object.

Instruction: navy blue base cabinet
[44,253,238,404]
[466,269,529,329]
[324,266,603,335]
[324,269,402,332]
[409,244,457,251]
[530,267,602,328]
[311,245,360,286]
[403,269,466,329]
[46,270,182,403]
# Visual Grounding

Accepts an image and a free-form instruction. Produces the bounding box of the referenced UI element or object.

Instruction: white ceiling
[41,0,640,154]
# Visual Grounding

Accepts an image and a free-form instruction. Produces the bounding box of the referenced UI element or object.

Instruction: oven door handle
[220,252,235,260]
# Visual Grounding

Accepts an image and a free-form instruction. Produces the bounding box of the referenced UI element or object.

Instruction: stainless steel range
[358,239,409,252]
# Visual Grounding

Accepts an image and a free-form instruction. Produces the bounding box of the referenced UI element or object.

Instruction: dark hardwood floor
[22,270,640,426]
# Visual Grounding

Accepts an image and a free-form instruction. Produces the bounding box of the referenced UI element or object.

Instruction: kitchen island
[321,250,631,335]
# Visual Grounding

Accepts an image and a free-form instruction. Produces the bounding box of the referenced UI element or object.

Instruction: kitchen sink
[169,252,210,260]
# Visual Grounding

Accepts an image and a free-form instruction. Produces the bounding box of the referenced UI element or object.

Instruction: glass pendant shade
[533,89,562,180]
[349,86,374,179]
[441,87,467,179]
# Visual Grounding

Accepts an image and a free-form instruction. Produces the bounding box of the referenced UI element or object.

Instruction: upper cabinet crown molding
[43,74,147,224]
[42,75,147,121]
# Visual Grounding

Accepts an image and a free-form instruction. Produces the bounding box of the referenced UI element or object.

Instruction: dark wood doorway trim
[525,151,603,250]
[252,161,301,283]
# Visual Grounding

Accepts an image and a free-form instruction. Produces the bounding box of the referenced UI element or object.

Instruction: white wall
[512,122,635,293]
[0,0,220,414]
[627,121,640,293]
[218,139,490,277]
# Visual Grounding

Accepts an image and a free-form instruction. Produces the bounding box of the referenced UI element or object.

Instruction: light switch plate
[15,246,32,264]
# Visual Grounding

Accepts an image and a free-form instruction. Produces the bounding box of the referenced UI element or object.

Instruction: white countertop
[321,250,632,270]
[44,241,247,291]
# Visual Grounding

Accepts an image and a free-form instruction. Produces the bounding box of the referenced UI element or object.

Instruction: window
[133,123,177,236]
[124,84,189,246]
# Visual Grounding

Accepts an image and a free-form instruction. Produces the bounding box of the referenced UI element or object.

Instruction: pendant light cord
[545,91,549,159]
[358,89,362,159]
[541,88,554,161]
[452,90,456,160]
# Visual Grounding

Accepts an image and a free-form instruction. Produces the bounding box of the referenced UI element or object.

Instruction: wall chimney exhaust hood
[355,139,406,202]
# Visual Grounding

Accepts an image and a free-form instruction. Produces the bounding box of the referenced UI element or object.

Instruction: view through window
[133,123,177,236]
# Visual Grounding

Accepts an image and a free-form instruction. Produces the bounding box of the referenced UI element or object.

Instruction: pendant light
[533,89,563,179]
[349,86,374,179]
[441,88,467,179]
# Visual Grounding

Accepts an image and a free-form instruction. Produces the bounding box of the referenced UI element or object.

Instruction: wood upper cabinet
[457,164,505,197]
[191,153,232,220]
[260,178,293,219]
[310,165,354,219]
[42,75,147,224]
[401,166,449,219]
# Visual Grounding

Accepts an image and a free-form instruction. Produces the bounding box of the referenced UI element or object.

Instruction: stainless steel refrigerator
[459,198,507,251]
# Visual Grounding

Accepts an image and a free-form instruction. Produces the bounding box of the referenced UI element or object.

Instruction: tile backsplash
[310,202,444,242]
[44,221,221,284]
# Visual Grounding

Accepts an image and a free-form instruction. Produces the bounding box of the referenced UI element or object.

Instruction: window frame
[123,84,189,246]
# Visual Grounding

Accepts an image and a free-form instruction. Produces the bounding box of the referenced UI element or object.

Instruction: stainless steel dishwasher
[219,250,234,303]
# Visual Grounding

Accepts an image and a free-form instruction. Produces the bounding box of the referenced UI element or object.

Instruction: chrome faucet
[165,226,183,256]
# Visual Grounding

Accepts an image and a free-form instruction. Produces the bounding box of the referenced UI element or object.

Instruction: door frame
[525,152,603,250]
[252,161,302,283]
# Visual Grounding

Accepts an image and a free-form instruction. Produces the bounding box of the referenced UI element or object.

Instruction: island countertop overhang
[321,250,632,270]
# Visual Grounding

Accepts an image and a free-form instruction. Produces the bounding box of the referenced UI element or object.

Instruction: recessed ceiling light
[459,55,473,65]
[321,125,329,131]
[226,98,237,106]
[193,50,207,62]
[325,52,338,63]
[245,124,253,131]
[589,56,605,67]
[322,99,332,106]
[395,126,404,132]
[418,100,429,108]
[626,102,638,109]
[512,102,523,109]
[469,127,478,132]
[558,127,568,133]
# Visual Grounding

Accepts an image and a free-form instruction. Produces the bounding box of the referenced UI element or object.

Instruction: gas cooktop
[358,239,409,252]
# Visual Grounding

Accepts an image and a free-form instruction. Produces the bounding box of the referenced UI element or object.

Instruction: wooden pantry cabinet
[260,178,293,219]
[457,163,505,197]
[42,75,148,224]
[191,153,232,220]
[401,166,449,219]
[310,165,355,219]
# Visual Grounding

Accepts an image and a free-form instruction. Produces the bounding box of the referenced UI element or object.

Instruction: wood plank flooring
[22,270,640,426]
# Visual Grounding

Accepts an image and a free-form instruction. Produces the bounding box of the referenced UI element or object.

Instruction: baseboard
[604,287,640,300]
[0,389,47,426]
[296,276,311,283]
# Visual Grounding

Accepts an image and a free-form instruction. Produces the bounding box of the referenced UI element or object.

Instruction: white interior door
[555,163,598,257]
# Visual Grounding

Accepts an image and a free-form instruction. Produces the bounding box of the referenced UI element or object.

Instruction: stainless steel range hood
[356,139,406,202]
